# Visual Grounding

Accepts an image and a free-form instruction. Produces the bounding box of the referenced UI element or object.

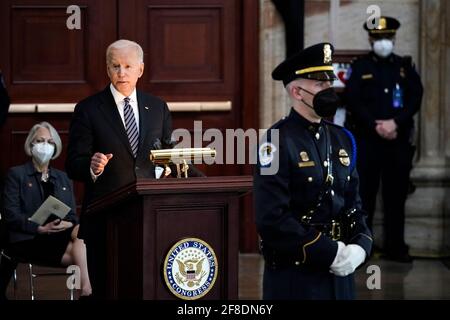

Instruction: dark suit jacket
[0,72,10,126]
[66,86,172,207]
[2,161,78,243]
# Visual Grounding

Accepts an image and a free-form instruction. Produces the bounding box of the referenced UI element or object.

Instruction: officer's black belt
[308,221,342,241]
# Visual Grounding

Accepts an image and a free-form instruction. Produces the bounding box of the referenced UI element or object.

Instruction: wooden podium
[85,176,252,299]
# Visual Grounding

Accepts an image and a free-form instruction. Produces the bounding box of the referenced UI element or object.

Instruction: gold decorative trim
[298,161,315,168]
[362,74,373,80]
[295,66,334,75]
[369,29,396,34]
[302,232,322,264]
[349,233,373,243]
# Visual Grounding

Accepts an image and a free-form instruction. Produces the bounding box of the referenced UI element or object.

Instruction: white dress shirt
[90,84,141,181]
[109,83,140,134]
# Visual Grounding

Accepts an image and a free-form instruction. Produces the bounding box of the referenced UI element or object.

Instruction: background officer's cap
[272,43,337,86]
[364,16,400,39]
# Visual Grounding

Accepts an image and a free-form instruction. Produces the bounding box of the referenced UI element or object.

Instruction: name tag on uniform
[298,161,315,168]
[361,74,373,80]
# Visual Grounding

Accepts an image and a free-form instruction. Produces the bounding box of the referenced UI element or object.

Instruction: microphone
[152,138,162,150]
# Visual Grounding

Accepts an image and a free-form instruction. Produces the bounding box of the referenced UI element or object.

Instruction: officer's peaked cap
[364,16,400,39]
[272,43,337,86]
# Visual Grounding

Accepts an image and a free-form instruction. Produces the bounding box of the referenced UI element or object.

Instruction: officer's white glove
[330,241,346,266]
[330,244,366,277]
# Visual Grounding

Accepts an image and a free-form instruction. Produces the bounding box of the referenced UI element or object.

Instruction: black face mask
[298,87,341,118]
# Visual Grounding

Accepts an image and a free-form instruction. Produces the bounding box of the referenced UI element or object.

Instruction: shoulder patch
[269,115,289,130]
[258,142,277,167]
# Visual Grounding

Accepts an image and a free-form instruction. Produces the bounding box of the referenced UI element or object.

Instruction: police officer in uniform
[345,17,423,262]
[254,43,372,300]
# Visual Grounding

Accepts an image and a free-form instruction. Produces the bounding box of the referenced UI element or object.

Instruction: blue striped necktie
[123,97,139,157]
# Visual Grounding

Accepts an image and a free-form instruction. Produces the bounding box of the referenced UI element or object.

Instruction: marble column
[259,0,290,129]
[406,0,450,257]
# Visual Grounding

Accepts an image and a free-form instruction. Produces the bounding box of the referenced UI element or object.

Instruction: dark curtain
[271,0,305,58]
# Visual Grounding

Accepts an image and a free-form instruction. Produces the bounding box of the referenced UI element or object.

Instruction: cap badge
[377,17,386,30]
[323,44,332,64]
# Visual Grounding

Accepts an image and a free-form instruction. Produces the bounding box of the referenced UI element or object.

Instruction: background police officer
[345,17,423,262]
[254,43,372,300]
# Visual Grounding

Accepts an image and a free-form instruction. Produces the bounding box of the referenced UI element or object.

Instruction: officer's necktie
[123,97,139,157]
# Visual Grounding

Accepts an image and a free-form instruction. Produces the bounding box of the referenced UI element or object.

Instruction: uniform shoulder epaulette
[269,115,289,130]
[401,55,414,68]
[323,119,342,128]
[350,54,371,67]
[350,56,361,65]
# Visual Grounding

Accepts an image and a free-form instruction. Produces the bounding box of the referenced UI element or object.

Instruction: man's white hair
[106,39,144,64]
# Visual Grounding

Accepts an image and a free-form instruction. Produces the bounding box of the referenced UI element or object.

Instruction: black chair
[0,213,75,300]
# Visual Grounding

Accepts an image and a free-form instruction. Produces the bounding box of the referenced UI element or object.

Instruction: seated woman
[1,121,91,298]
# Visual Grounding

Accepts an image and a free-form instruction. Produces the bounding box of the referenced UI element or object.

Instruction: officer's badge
[323,44,332,64]
[362,74,373,80]
[300,151,309,162]
[400,67,405,78]
[259,142,277,167]
[338,149,350,166]
[163,238,218,300]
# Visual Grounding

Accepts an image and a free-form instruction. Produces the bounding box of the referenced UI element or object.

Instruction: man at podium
[66,39,173,298]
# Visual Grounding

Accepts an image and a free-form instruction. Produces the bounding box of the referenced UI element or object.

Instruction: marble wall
[260,0,421,129]
[407,0,450,256]
[259,0,290,129]
[304,0,420,63]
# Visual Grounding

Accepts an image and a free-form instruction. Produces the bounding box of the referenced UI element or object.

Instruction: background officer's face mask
[373,39,394,58]
[298,87,341,118]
